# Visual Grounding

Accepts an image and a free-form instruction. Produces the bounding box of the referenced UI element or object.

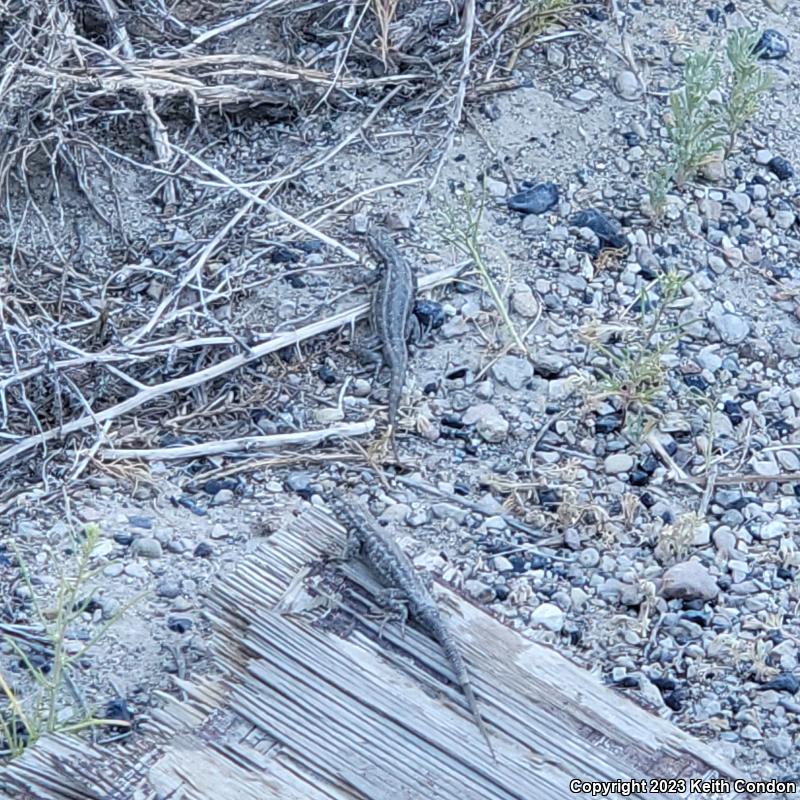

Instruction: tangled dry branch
[0,0,578,511]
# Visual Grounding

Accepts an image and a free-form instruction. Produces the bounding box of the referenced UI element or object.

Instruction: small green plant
[655,511,703,564]
[581,271,690,431]
[646,164,673,219]
[0,524,142,758]
[725,28,775,155]
[437,183,529,355]
[510,0,576,66]
[667,48,726,186]
[649,28,774,211]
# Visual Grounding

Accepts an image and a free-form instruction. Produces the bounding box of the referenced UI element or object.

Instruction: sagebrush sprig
[649,28,775,211]
[725,28,775,155]
[667,48,726,186]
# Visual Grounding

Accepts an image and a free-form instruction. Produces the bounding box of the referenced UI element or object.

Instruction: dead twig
[99,420,376,461]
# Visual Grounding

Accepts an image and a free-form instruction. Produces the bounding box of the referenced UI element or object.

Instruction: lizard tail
[462,680,497,761]
[430,616,496,760]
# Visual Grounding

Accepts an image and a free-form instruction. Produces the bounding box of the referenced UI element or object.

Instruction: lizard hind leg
[370,587,409,639]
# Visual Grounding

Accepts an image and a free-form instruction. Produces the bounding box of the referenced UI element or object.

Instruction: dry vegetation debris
[0,0,580,511]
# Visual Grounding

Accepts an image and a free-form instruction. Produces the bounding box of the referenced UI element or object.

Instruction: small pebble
[754,29,789,60]
[507,182,559,215]
[131,537,163,559]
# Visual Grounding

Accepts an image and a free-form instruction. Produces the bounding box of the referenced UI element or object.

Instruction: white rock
[661,559,719,601]
[604,453,634,474]
[614,70,640,100]
[530,602,565,632]
[760,519,787,539]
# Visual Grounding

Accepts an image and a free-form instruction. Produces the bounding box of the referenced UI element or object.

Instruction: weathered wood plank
[0,505,744,800]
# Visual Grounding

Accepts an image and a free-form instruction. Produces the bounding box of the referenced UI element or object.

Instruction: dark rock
[768,156,794,181]
[714,489,748,510]
[664,690,686,711]
[20,652,51,674]
[286,472,313,498]
[621,131,641,147]
[173,496,207,516]
[167,616,193,633]
[759,674,800,694]
[271,246,300,264]
[650,675,677,691]
[723,1,735,11]
[103,698,134,733]
[681,609,711,626]
[509,556,527,572]
[441,414,465,429]
[128,516,153,530]
[297,239,323,254]
[639,454,659,474]
[454,481,469,496]
[538,488,560,509]
[494,584,509,601]
[638,262,660,281]
[507,182,559,215]
[318,365,337,385]
[769,418,792,437]
[445,366,468,380]
[202,478,238,496]
[629,468,650,487]
[76,597,103,615]
[754,29,789,60]
[571,208,628,249]
[612,675,639,688]
[414,299,445,330]
[193,542,213,558]
[684,374,708,392]
[723,400,744,425]
[706,7,721,23]
[113,532,134,546]
[767,265,790,280]
[595,414,623,434]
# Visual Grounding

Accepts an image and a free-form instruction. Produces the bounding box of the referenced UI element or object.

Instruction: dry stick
[93,0,176,206]
[38,53,426,97]
[187,0,298,49]
[685,472,800,486]
[644,430,703,495]
[127,84,403,345]
[170,143,360,261]
[0,265,461,468]
[416,0,476,215]
[312,0,372,113]
[126,202,251,345]
[99,420,375,460]
[298,178,424,225]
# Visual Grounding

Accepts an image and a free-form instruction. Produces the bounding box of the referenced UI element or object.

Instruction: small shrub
[649,28,775,210]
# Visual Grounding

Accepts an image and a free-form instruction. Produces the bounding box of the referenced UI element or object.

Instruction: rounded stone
[131,537,163,559]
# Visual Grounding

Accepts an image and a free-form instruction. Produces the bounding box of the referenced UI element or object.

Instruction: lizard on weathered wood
[322,489,496,759]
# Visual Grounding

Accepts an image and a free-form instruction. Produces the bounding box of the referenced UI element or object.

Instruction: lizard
[322,488,496,759]
[359,227,419,462]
